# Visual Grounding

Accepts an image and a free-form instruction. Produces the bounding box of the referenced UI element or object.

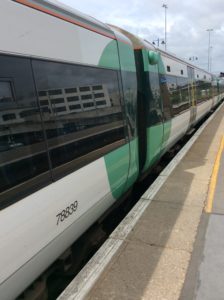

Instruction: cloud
[59,0,224,73]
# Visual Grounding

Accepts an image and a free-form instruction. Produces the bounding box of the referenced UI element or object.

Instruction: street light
[189,56,198,62]
[162,4,168,51]
[152,38,165,48]
[206,29,213,72]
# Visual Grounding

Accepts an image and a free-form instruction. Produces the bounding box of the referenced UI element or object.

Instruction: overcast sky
[58,0,224,74]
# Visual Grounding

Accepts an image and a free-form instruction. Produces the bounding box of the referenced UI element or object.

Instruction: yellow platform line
[205,136,224,213]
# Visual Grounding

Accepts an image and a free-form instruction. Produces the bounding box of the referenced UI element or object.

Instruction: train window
[167,66,171,72]
[0,81,14,103]
[166,75,181,116]
[0,55,51,208]
[159,75,172,120]
[176,77,190,112]
[180,70,184,75]
[32,59,126,179]
[148,70,163,125]
[196,80,212,103]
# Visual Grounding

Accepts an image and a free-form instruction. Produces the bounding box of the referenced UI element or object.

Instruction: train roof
[13,0,115,39]
[158,48,212,76]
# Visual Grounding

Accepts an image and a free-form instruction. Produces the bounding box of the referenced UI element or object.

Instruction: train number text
[56,201,78,225]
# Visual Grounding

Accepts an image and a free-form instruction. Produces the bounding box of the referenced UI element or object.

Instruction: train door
[187,66,197,126]
[143,62,164,171]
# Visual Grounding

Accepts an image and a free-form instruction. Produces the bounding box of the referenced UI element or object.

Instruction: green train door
[143,61,164,171]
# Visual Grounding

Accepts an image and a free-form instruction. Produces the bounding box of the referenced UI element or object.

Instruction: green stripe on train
[143,124,163,171]
[104,139,139,199]
[98,40,120,69]
[143,120,172,172]
[104,143,129,199]
[98,40,136,72]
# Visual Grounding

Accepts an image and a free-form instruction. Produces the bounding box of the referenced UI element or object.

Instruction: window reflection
[166,75,190,116]
[32,60,126,179]
[196,80,212,103]
[148,71,163,125]
[0,56,50,199]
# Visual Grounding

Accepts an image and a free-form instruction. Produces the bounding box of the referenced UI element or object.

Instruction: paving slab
[125,202,202,252]
[85,242,191,300]
[195,215,224,300]
[152,172,209,207]
[170,160,214,182]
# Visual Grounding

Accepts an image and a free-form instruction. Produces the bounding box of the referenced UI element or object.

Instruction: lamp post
[152,38,165,48]
[162,4,168,51]
[206,29,213,72]
[189,56,198,62]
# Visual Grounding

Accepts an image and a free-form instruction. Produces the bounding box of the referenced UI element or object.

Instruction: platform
[58,102,224,300]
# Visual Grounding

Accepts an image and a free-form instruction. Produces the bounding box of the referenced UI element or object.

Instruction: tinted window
[196,80,212,103]
[32,60,125,179]
[166,75,190,115]
[0,81,14,103]
[0,55,50,207]
[176,77,190,111]
[166,75,189,116]
[159,75,172,120]
[148,71,163,125]
[119,71,137,138]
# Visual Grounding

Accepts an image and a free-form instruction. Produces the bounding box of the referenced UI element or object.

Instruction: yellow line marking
[205,136,224,213]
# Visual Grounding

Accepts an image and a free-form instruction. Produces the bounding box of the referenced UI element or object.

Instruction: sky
[57,0,224,74]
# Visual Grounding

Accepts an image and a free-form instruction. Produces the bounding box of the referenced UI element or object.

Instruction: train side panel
[0,2,133,299]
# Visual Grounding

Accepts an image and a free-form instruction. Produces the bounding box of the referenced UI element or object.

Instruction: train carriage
[0,1,139,299]
[0,1,223,299]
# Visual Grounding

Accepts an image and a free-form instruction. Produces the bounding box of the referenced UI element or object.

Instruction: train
[0,0,224,299]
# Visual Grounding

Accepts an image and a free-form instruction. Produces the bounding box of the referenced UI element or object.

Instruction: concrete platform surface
[58,102,224,300]
[181,132,224,300]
